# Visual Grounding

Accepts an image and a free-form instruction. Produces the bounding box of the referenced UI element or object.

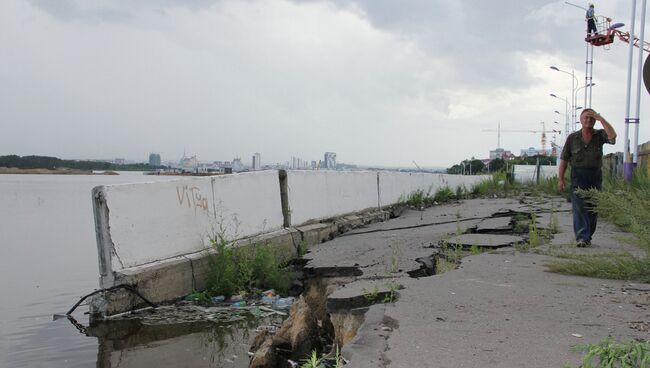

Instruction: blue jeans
[571,167,602,243]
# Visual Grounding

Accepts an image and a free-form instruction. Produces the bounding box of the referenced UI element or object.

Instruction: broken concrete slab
[474,217,512,233]
[445,233,524,248]
[296,223,337,245]
[326,279,400,312]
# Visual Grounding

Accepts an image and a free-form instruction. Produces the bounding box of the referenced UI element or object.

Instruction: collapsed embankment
[89,170,485,317]
[79,192,649,368]
[243,196,567,367]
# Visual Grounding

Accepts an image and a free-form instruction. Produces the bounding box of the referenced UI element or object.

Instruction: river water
[0,173,261,368]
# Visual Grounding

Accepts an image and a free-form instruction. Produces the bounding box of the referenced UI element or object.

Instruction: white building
[252,153,261,170]
[180,155,198,171]
[290,156,313,169]
[519,147,549,157]
[232,158,245,172]
[489,148,513,160]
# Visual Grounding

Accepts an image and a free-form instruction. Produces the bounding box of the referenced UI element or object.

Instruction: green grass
[399,185,473,208]
[434,186,455,203]
[298,240,310,256]
[584,171,650,255]
[436,257,457,274]
[301,351,325,368]
[546,252,650,283]
[566,337,650,368]
[300,347,345,368]
[402,188,435,207]
[546,170,650,281]
[528,213,541,248]
[469,244,481,255]
[206,234,294,298]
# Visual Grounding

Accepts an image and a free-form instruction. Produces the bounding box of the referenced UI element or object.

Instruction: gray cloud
[1,0,647,167]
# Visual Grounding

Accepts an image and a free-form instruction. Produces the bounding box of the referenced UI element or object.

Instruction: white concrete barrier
[540,165,558,179]
[91,169,497,315]
[377,172,417,206]
[376,172,488,207]
[94,171,283,272]
[286,171,379,225]
[441,174,487,192]
[513,165,557,183]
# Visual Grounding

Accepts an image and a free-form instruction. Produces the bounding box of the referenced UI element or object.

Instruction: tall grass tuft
[584,171,650,254]
[546,252,650,283]
[434,187,455,203]
[567,337,650,368]
[404,188,435,207]
[546,171,650,282]
[206,234,293,298]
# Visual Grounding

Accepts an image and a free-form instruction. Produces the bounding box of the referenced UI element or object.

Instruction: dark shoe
[576,240,588,248]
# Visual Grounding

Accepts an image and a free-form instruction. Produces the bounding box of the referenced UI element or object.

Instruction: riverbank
[0,167,119,175]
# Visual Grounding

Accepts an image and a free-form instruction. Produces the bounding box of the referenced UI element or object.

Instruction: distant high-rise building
[520,147,547,157]
[252,153,261,170]
[149,153,161,166]
[232,158,244,172]
[180,155,198,171]
[324,152,337,169]
[290,156,310,170]
[489,148,514,160]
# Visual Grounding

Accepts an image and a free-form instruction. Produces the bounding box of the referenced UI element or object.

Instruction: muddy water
[0,173,270,368]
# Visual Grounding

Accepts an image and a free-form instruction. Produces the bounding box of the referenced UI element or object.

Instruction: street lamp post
[573,83,595,127]
[550,66,580,133]
[550,93,570,141]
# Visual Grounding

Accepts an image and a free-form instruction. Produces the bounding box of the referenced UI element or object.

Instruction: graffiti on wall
[176,185,209,214]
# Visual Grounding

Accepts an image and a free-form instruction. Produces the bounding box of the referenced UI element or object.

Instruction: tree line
[447,155,556,175]
[0,155,166,171]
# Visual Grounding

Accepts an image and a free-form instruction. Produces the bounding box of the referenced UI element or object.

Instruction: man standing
[558,109,616,247]
[586,4,597,36]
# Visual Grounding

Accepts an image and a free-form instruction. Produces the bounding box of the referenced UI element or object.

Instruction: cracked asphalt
[302,197,649,368]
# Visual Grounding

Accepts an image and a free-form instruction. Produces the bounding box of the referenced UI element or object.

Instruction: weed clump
[584,172,650,254]
[206,234,294,298]
[546,252,650,283]
[566,336,650,368]
[434,187,455,203]
[547,171,650,281]
[403,189,434,207]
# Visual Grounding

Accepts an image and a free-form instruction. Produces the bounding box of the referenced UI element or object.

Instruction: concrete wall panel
[210,171,284,241]
[440,174,486,192]
[377,172,486,206]
[98,171,283,270]
[286,171,379,225]
[377,172,416,206]
[513,165,557,183]
[100,177,215,271]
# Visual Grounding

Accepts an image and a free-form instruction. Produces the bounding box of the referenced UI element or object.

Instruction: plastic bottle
[211,295,225,303]
[273,297,294,309]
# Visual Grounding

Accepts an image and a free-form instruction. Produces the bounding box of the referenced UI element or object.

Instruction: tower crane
[482,122,560,156]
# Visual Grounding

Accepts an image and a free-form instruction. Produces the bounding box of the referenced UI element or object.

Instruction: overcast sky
[1,0,648,167]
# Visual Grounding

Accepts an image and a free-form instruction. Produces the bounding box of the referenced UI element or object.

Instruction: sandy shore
[0,167,119,175]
